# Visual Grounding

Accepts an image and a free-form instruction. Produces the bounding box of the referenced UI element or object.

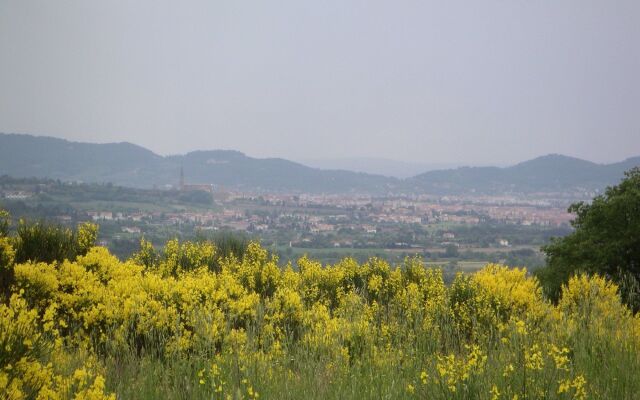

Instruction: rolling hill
[408,154,640,194]
[0,133,398,193]
[0,133,637,194]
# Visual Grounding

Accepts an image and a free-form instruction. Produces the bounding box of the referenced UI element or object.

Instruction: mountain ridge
[0,133,637,194]
[409,153,638,194]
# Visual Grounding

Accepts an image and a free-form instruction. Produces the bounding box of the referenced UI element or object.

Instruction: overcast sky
[1,1,638,165]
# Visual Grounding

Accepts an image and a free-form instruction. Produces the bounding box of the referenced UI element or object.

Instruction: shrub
[13,220,98,265]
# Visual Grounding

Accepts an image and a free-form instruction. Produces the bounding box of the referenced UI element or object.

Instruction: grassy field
[68,199,220,213]
[424,260,488,271]
[275,245,493,272]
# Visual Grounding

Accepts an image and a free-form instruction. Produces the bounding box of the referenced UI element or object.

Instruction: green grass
[95,324,639,400]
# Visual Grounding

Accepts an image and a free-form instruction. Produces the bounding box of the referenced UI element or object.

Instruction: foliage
[13,220,98,265]
[203,230,249,263]
[0,212,15,299]
[1,211,639,399]
[0,237,15,299]
[0,210,9,237]
[539,168,640,309]
[131,230,249,276]
[0,294,114,399]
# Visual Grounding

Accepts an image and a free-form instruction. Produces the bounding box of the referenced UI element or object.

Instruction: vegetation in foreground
[1,208,639,400]
[537,167,640,311]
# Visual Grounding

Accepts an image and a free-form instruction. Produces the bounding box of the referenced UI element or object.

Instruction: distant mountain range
[298,157,463,178]
[0,133,638,195]
[408,154,640,195]
[0,133,398,193]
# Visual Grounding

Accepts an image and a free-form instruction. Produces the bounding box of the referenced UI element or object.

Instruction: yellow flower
[490,384,500,400]
[525,344,544,371]
[572,375,588,400]
[407,383,415,394]
[548,345,570,371]
[503,364,515,377]
[420,370,428,385]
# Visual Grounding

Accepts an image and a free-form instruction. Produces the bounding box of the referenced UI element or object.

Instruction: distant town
[1,174,580,271]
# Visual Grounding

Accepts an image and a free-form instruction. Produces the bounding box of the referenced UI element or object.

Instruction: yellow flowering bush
[0,216,638,399]
[0,294,113,400]
[559,273,631,334]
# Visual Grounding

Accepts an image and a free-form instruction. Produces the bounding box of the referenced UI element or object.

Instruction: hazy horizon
[1,1,639,165]
[3,129,639,167]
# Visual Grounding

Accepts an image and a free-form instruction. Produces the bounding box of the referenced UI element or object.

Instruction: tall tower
[180,165,185,191]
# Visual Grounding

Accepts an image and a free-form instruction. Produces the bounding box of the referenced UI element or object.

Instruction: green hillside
[1,133,637,194]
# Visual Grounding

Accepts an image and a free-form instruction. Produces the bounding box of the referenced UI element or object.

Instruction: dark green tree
[444,243,459,258]
[537,168,640,309]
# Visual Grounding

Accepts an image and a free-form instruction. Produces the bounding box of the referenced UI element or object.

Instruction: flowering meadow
[1,222,639,399]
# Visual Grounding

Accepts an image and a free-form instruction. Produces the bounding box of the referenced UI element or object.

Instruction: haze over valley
[2,131,636,269]
[1,2,639,399]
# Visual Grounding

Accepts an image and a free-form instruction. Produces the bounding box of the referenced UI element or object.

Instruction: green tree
[444,243,459,258]
[538,168,640,309]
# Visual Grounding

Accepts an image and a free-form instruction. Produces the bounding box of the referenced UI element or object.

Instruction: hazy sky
[1,1,638,165]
